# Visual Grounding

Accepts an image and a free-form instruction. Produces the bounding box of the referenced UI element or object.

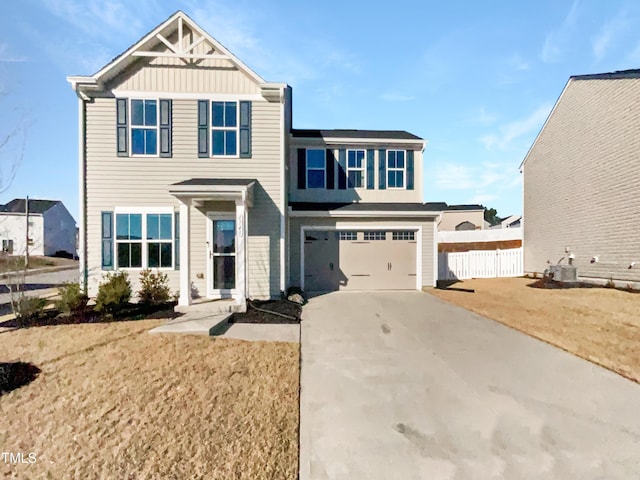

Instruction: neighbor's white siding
[288,217,436,289]
[523,76,640,282]
[0,214,45,256]
[42,202,77,256]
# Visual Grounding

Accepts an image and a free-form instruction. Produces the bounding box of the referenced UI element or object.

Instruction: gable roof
[291,129,422,141]
[68,11,268,93]
[0,199,59,214]
[519,68,640,170]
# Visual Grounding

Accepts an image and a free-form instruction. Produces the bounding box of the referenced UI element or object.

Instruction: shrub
[138,269,171,306]
[605,277,616,289]
[95,271,132,313]
[55,282,89,314]
[14,296,48,324]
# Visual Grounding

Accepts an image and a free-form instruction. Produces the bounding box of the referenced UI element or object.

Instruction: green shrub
[138,269,171,305]
[14,296,48,323]
[95,271,132,313]
[55,282,89,314]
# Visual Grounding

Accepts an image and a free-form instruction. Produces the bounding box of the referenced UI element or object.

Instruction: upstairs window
[212,101,238,156]
[387,150,405,188]
[347,149,365,188]
[131,100,158,155]
[306,149,326,188]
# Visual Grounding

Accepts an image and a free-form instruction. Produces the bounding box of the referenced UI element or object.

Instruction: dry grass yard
[430,277,640,383]
[0,319,299,479]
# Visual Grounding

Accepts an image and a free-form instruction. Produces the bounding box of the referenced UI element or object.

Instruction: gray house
[521,69,640,283]
[0,199,77,257]
[68,11,442,307]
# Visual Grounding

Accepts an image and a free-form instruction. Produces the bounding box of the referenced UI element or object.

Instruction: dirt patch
[430,277,640,383]
[0,319,299,479]
[230,299,302,324]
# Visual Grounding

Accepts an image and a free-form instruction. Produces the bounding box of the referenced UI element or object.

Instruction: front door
[208,214,236,296]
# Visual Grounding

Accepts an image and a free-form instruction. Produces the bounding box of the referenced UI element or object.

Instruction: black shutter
[326,149,335,189]
[366,149,375,189]
[338,149,347,189]
[174,211,180,270]
[116,99,128,157]
[378,149,387,190]
[239,101,252,158]
[101,211,114,270]
[407,150,414,190]
[159,99,172,158]
[297,148,306,189]
[197,100,209,158]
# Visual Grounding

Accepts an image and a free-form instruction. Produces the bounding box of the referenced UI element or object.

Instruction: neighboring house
[436,204,485,231]
[0,199,77,257]
[489,215,522,229]
[521,69,640,282]
[68,11,442,306]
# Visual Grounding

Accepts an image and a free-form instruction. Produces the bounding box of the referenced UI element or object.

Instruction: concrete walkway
[300,291,640,480]
[149,312,300,342]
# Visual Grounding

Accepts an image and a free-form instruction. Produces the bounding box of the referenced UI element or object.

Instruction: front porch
[169,178,256,309]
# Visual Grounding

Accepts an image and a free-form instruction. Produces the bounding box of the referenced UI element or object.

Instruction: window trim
[306,149,326,189]
[210,100,240,158]
[387,149,406,189]
[346,149,366,189]
[113,207,175,271]
[130,98,160,157]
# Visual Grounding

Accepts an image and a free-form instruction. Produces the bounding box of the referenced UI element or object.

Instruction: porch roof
[169,178,256,207]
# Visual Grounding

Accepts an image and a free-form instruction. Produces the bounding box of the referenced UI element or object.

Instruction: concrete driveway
[300,291,640,480]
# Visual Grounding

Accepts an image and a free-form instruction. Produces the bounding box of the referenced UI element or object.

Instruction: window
[347,149,365,188]
[339,231,357,241]
[306,149,326,188]
[131,100,158,155]
[363,231,386,241]
[2,239,13,254]
[212,101,238,156]
[392,231,415,241]
[115,212,174,269]
[387,150,405,188]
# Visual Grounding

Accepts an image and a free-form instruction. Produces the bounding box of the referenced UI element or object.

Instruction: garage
[303,229,418,291]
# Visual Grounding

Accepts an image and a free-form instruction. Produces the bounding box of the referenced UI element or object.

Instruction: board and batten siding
[288,217,436,289]
[84,97,283,298]
[289,145,423,203]
[523,76,640,282]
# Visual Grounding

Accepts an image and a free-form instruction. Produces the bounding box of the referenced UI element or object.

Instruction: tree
[483,206,502,226]
[0,92,26,193]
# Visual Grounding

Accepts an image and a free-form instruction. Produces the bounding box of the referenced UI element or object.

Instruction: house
[489,214,522,229]
[521,69,640,283]
[68,11,442,307]
[436,204,485,231]
[0,199,77,257]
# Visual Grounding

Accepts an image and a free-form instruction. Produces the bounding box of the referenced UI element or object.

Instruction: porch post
[235,198,247,306]
[178,199,191,306]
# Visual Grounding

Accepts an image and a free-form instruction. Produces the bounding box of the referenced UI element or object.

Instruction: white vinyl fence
[438,247,524,280]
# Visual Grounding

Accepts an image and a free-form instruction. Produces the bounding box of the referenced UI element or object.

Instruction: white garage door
[304,230,417,291]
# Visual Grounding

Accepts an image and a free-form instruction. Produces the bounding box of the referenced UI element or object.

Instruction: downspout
[77,95,88,294]
[279,87,286,296]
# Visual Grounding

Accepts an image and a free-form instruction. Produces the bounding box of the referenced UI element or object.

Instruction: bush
[605,277,616,289]
[95,271,132,313]
[0,362,41,395]
[138,269,171,306]
[14,296,48,323]
[55,282,89,314]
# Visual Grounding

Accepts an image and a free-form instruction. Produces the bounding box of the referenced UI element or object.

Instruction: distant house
[489,215,522,229]
[435,204,485,231]
[521,69,640,283]
[0,199,77,257]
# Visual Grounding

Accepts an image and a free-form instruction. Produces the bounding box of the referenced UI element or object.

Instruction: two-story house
[68,11,441,308]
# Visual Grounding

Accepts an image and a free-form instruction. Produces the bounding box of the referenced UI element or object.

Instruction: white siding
[0,214,44,256]
[43,203,77,256]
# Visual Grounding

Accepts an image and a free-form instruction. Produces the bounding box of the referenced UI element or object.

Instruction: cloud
[540,0,580,63]
[508,53,530,71]
[592,11,631,62]
[380,93,415,102]
[469,194,498,205]
[479,102,553,151]
[470,107,497,125]
[0,43,27,63]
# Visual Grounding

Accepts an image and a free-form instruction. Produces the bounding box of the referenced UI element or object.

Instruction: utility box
[549,265,578,282]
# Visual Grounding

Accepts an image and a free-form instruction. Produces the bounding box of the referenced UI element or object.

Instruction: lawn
[0,255,78,272]
[430,277,640,383]
[0,319,299,479]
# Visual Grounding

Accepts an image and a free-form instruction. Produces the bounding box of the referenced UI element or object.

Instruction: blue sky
[1,0,640,221]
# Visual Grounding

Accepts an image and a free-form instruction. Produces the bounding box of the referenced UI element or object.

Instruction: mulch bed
[526,277,639,292]
[0,303,179,329]
[0,362,41,395]
[229,299,302,324]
